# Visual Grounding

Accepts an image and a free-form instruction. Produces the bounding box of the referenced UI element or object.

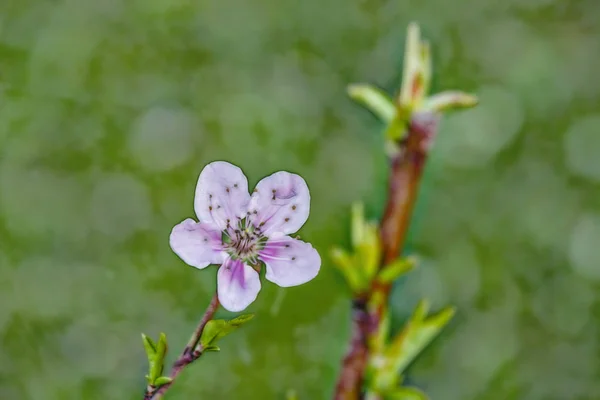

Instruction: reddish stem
[144,293,220,400]
[333,112,439,400]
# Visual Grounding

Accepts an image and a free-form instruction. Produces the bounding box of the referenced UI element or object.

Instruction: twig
[333,112,439,399]
[145,293,220,400]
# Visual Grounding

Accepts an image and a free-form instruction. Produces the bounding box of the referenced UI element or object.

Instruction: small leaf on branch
[347,84,395,123]
[398,22,424,109]
[154,376,173,387]
[330,247,362,292]
[200,314,255,349]
[378,256,417,283]
[142,332,169,386]
[371,301,455,391]
[203,345,221,352]
[141,333,157,359]
[351,202,365,248]
[332,202,384,293]
[422,91,479,113]
[151,333,168,380]
[356,221,381,282]
[387,301,455,374]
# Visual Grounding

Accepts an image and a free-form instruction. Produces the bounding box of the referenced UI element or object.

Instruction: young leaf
[203,345,221,352]
[384,387,429,400]
[200,320,227,348]
[330,247,362,292]
[357,222,381,282]
[419,40,431,104]
[347,84,395,123]
[200,314,255,349]
[422,91,478,113]
[378,256,417,283]
[141,333,157,385]
[141,333,157,358]
[228,314,255,327]
[387,303,455,375]
[150,333,168,382]
[398,22,423,109]
[371,301,455,391]
[153,376,173,387]
[351,202,365,248]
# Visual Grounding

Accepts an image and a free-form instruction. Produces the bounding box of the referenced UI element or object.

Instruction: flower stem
[144,293,220,400]
[333,112,439,399]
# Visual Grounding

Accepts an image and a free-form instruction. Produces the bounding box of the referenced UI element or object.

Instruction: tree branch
[333,113,440,399]
[144,293,220,400]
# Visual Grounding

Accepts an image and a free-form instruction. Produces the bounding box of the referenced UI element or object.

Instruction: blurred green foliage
[0,1,599,399]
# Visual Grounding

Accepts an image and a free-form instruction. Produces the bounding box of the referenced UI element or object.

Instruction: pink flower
[170,161,321,312]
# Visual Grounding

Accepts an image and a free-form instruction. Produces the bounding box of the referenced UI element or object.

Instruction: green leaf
[384,387,429,400]
[351,202,366,248]
[142,333,157,357]
[150,333,168,381]
[227,314,255,327]
[357,222,381,282]
[203,345,221,352]
[387,302,455,374]
[378,256,417,283]
[200,314,254,349]
[330,247,362,292]
[142,333,169,386]
[398,22,423,108]
[153,376,173,387]
[422,91,478,113]
[141,333,157,385]
[347,84,396,123]
[201,320,228,348]
[371,301,455,391]
[419,41,431,103]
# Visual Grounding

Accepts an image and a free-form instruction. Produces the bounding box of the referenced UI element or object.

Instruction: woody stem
[333,113,439,399]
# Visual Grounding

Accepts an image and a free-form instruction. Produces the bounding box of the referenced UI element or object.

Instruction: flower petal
[217,257,262,312]
[247,171,310,236]
[259,236,321,287]
[170,218,226,269]
[194,161,251,230]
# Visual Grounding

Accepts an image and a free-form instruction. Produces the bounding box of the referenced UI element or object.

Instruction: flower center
[224,218,265,264]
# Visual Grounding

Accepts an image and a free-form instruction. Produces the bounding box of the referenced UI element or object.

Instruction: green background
[1,1,599,399]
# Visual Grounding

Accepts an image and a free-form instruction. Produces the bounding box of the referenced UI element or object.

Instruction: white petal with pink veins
[194,161,251,230]
[170,218,226,269]
[259,235,321,287]
[247,171,310,236]
[217,257,262,312]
